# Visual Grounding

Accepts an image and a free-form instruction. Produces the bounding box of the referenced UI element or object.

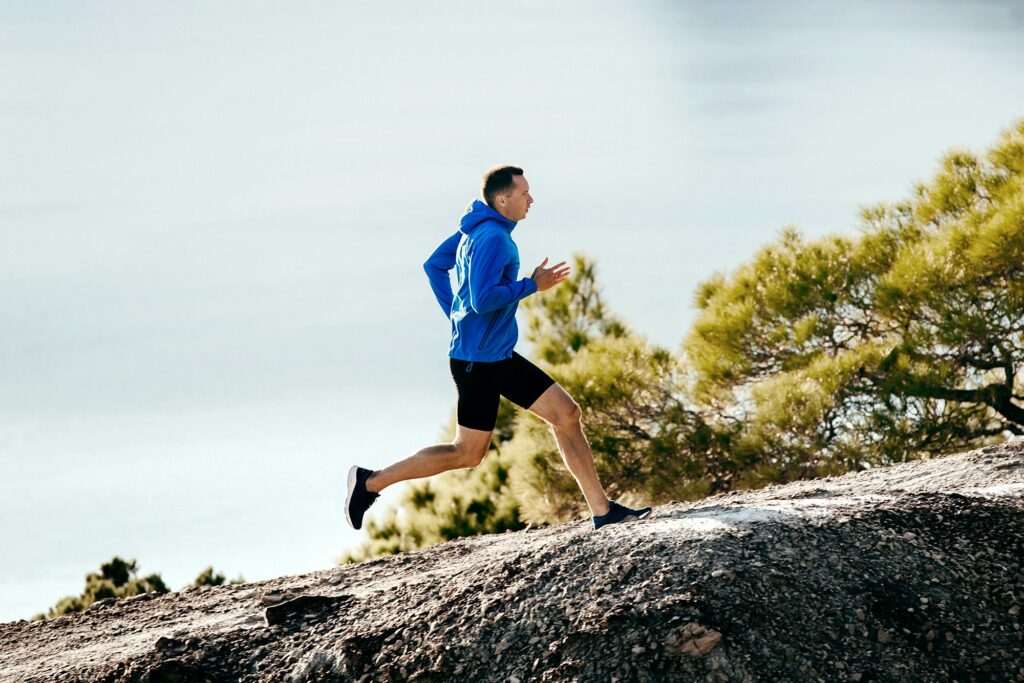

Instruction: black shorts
[449,351,557,431]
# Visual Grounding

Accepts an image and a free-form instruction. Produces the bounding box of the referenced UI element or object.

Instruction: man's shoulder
[468,224,511,247]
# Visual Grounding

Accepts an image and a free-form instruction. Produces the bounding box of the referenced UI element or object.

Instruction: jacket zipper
[478,312,499,350]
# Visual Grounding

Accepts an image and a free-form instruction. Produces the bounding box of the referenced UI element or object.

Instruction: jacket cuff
[523,277,539,297]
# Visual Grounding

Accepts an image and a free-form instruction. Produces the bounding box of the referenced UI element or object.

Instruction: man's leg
[526,383,612,517]
[365,425,493,494]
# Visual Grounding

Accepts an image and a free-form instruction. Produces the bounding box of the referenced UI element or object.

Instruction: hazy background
[2,0,1023,621]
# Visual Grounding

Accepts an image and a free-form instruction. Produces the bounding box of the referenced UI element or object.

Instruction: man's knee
[458,446,488,468]
[551,401,583,431]
[454,437,490,467]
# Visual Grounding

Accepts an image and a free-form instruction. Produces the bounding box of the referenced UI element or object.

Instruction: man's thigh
[450,356,502,432]
[500,352,563,418]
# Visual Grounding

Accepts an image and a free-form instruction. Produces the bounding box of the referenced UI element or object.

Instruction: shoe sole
[594,508,654,529]
[344,465,358,530]
[620,511,653,524]
[621,508,654,523]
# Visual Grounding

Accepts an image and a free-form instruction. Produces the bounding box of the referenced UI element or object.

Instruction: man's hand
[531,257,571,292]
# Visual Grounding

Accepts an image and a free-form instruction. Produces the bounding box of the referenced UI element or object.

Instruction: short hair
[481,165,524,208]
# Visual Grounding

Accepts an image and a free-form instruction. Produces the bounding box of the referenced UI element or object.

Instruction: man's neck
[494,207,515,222]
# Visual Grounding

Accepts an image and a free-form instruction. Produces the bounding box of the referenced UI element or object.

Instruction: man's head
[482,164,533,222]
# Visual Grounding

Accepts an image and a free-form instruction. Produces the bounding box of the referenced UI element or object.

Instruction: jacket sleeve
[423,230,462,317]
[467,232,538,314]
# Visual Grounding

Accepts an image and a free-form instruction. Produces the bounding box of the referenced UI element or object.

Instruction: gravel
[2,440,1022,682]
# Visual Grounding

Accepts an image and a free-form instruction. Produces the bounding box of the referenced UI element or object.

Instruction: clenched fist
[531,257,571,292]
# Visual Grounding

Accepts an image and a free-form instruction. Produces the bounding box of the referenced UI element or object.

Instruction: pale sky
[2,0,1022,621]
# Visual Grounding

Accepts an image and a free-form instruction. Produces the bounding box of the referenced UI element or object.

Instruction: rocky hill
[2,440,1023,683]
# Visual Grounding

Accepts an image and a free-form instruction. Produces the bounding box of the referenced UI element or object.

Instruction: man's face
[496,175,533,222]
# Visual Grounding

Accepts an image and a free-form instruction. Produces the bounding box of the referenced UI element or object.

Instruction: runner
[345,165,652,532]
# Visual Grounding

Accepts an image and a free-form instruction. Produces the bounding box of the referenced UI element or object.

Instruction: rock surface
[2,441,1023,682]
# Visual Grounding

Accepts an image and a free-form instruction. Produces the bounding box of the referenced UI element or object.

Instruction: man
[345,165,652,532]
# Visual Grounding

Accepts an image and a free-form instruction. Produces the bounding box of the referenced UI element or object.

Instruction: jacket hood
[460,199,517,235]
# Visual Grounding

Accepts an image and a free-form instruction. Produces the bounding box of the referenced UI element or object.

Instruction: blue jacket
[423,199,538,361]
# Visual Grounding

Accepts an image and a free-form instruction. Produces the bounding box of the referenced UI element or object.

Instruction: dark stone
[263,594,354,626]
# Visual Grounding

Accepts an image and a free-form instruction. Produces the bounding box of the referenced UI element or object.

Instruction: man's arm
[467,232,538,314]
[423,230,462,317]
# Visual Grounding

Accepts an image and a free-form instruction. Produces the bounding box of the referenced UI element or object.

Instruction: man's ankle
[366,472,382,494]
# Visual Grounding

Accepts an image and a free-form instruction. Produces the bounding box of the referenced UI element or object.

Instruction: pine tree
[35,557,169,620]
[685,118,1024,483]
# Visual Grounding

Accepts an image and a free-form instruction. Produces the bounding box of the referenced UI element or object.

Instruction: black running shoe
[345,466,380,530]
[593,499,653,530]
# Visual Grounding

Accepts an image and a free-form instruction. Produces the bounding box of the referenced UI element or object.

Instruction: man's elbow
[425,258,455,275]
